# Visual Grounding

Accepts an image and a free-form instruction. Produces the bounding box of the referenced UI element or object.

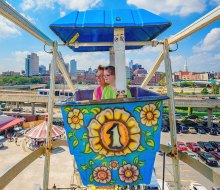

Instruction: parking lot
[156,132,220,189]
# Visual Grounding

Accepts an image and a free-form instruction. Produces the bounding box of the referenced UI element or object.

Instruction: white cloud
[20,0,54,11]
[20,0,101,11]
[0,16,21,38]
[13,51,52,71]
[193,28,220,53]
[64,52,109,70]
[127,0,206,16]
[57,0,102,11]
[60,10,66,17]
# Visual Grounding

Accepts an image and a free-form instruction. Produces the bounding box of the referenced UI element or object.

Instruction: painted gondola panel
[61,98,163,186]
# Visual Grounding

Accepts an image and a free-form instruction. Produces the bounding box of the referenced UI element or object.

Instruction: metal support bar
[168,6,220,44]
[59,41,160,47]
[0,147,45,190]
[43,41,57,190]
[114,28,127,97]
[109,47,115,66]
[163,39,181,190]
[141,50,164,88]
[0,0,53,46]
[56,52,75,93]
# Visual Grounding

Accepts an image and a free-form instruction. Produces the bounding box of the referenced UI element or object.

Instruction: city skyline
[0,1,219,73]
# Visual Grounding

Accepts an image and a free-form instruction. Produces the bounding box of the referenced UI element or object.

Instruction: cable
[44,44,53,54]
[169,43,178,52]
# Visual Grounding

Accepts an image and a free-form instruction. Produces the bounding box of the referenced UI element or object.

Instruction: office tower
[25,53,39,77]
[70,59,77,74]
[39,65,46,75]
[129,60,133,69]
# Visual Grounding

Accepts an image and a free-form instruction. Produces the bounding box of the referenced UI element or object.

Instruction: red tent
[25,121,65,141]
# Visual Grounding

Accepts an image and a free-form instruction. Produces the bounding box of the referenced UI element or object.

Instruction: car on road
[186,142,200,152]
[209,151,220,161]
[177,141,188,151]
[197,151,218,166]
[189,182,208,190]
[197,141,215,152]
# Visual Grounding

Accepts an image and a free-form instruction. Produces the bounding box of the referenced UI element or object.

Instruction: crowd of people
[93,65,131,100]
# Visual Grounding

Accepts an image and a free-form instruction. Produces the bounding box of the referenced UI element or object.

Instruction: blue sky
[0,0,219,73]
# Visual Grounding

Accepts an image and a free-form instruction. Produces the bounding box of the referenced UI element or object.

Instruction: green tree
[159,73,166,86]
[201,87,209,94]
[211,85,219,94]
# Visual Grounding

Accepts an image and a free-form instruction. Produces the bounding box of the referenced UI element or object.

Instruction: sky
[0,0,219,73]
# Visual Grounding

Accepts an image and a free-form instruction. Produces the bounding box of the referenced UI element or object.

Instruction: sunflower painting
[61,98,164,186]
[88,108,141,157]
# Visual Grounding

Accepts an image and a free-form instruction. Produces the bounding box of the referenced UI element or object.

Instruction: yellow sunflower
[140,104,160,127]
[67,109,83,129]
[87,108,140,157]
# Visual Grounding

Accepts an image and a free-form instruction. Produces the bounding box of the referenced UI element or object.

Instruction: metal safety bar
[58,41,160,48]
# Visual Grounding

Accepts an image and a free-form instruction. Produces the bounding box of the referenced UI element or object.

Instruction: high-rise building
[70,59,77,74]
[25,53,39,77]
[132,63,142,71]
[129,60,133,69]
[39,65,46,75]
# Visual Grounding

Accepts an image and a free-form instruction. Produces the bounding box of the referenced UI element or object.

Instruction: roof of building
[133,68,147,75]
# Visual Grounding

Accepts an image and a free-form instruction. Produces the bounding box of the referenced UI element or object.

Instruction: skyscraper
[129,60,133,69]
[39,65,46,75]
[70,59,77,74]
[25,53,39,77]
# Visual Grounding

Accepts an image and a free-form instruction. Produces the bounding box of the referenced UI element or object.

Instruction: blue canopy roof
[50,9,171,52]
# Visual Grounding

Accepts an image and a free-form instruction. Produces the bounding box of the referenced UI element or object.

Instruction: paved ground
[0,132,219,189]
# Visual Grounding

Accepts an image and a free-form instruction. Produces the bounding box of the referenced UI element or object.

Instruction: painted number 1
[107,123,123,149]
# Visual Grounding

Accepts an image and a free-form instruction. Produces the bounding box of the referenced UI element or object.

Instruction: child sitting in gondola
[102,66,131,99]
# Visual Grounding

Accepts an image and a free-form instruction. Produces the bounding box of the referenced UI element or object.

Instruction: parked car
[210,128,218,135]
[175,114,182,119]
[177,141,188,151]
[186,114,199,119]
[12,108,23,112]
[200,126,210,133]
[212,186,220,190]
[186,142,200,152]
[189,182,208,190]
[197,141,215,152]
[162,126,169,132]
[209,151,220,161]
[183,151,198,160]
[197,151,218,166]
[209,141,220,152]
[197,128,206,134]
[188,127,197,134]
[204,115,217,120]
[180,125,188,133]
